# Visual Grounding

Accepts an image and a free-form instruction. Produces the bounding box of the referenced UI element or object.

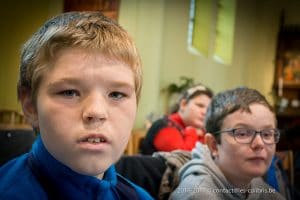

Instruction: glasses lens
[263,129,280,144]
[233,128,254,144]
[233,128,280,144]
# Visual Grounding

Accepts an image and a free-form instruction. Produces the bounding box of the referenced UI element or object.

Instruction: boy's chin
[76,168,106,179]
[247,170,267,179]
[71,161,112,178]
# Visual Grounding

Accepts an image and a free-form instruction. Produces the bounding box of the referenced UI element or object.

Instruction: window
[188,0,236,65]
[188,0,213,56]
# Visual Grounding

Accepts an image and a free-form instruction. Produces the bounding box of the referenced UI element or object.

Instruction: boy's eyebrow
[47,78,82,88]
[108,80,135,90]
[47,78,135,90]
[231,122,274,128]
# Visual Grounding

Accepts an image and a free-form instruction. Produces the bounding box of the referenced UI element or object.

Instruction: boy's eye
[58,90,79,97]
[109,91,126,100]
[196,103,204,108]
[234,129,252,138]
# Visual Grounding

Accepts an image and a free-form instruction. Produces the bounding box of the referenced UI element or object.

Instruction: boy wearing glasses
[170,87,285,199]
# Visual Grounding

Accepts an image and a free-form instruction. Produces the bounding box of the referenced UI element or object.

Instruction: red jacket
[153,113,204,152]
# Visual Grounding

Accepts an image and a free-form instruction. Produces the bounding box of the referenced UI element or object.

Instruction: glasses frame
[214,128,280,144]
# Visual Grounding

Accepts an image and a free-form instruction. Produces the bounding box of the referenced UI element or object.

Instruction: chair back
[0,109,35,166]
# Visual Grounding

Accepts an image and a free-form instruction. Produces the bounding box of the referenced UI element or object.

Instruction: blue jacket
[0,137,153,200]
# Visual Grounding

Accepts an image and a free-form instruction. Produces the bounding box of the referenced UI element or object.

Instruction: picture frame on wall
[281,51,300,86]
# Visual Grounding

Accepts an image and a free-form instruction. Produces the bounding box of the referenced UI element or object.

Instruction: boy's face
[213,103,276,185]
[180,94,211,129]
[30,48,137,178]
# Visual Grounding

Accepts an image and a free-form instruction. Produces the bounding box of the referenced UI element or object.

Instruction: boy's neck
[216,161,252,190]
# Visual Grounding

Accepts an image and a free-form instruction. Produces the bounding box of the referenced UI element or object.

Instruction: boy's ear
[179,99,188,110]
[205,133,219,158]
[18,88,38,128]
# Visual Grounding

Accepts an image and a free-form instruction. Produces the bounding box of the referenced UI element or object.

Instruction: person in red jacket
[141,84,213,155]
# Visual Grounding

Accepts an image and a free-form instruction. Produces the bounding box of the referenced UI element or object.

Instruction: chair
[0,109,32,130]
[115,154,166,198]
[124,134,134,155]
[0,129,36,166]
[0,109,35,166]
[123,129,146,155]
[132,129,146,154]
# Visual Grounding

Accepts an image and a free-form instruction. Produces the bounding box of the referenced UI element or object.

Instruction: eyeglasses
[214,128,280,144]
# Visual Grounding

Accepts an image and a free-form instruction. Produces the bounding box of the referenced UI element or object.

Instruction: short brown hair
[205,87,275,143]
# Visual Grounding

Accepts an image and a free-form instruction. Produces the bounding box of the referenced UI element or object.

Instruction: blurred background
[0,0,299,130]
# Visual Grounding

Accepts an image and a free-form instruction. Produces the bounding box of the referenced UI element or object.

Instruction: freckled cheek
[113,122,132,154]
[114,105,136,132]
[36,102,71,136]
[38,111,64,137]
[116,114,136,134]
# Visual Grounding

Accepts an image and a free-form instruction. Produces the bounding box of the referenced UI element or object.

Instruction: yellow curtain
[190,0,213,56]
[213,0,236,65]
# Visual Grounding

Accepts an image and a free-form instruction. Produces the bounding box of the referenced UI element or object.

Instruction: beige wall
[0,0,63,111]
[120,0,300,128]
[0,0,299,129]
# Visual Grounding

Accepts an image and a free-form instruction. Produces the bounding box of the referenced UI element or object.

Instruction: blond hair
[18,11,142,104]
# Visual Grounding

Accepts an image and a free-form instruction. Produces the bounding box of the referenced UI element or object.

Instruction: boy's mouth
[86,137,106,143]
[77,134,110,151]
[79,134,109,144]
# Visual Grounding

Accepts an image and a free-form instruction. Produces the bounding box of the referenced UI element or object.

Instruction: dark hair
[170,84,213,113]
[205,87,275,143]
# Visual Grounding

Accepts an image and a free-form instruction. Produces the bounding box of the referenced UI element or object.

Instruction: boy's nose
[82,94,108,125]
[200,107,207,116]
[250,134,265,149]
